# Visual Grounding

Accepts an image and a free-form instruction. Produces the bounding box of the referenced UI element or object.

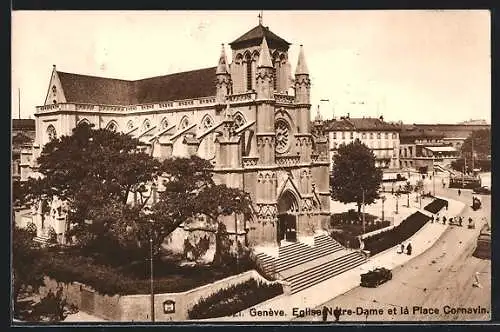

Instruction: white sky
[11,10,490,124]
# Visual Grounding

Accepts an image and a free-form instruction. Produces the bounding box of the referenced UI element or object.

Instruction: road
[296,174,491,322]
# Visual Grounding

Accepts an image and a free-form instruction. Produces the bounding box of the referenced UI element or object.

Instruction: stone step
[287,252,367,294]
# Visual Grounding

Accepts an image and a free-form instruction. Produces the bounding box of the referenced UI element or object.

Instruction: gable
[44,67,67,105]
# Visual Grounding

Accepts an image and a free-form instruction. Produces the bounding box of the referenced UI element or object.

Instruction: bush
[39,249,252,296]
[188,278,283,319]
[424,198,448,214]
[363,211,431,255]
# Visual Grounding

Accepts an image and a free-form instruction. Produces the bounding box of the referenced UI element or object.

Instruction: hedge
[363,211,431,255]
[188,278,283,319]
[39,250,252,296]
[424,198,448,214]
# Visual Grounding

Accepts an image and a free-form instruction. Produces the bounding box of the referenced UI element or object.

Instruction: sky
[11,10,490,124]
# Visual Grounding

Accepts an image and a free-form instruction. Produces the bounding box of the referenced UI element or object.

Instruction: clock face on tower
[275,119,290,154]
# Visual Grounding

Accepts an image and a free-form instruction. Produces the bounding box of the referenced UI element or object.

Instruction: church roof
[12,119,35,130]
[56,67,217,105]
[325,117,400,132]
[229,24,291,50]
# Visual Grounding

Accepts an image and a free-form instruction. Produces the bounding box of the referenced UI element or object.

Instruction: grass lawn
[39,248,252,296]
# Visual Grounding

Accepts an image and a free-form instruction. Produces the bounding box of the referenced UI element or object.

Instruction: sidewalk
[207,196,465,322]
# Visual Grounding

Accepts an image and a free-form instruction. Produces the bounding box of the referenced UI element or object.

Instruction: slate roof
[229,24,291,50]
[325,117,400,131]
[56,67,217,105]
[12,119,35,130]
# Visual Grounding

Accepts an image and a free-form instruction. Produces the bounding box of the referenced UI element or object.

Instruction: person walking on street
[442,216,447,225]
[458,216,463,226]
[458,189,461,196]
[406,243,412,255]
[398,243,405,254]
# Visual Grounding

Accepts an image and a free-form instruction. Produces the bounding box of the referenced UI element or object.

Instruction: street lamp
[381,195,386,223]
[148,218,155,322]
[361,187,366,234]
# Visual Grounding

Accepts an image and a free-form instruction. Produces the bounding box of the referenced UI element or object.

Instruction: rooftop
[229,24,291,50]
[325,117,400,131]
[12,119,35,130]
[55,67,217,105]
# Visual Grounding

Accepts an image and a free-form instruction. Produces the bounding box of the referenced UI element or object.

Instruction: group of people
[431,214,476,228]
[398,242,412,255]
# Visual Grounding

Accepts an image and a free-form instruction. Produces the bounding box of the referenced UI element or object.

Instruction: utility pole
[362,188,366,234]
[18,88,21,119]
[472,135,475,172]
[149,220,155,322]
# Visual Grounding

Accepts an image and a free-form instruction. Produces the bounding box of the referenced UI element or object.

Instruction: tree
[12,222,44,316]
[330,140,383,216]
[151,156,253,265]
[461,129,491,160]
[403,181,412,207]
[24,122,162,261]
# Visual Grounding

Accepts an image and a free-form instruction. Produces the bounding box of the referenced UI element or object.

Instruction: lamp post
[149,219,155,322]
[381,195,386,223]
[362,188,366,234]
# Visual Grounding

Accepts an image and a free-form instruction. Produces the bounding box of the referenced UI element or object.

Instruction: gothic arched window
[142,119,151,132]
[202,115,214,130]
[233,113,246,130]
[245,53,252,91]
[160,117,169,130]
[106,121,118,132]
[275,119,291,154]
[47,125,57,141]
[179,116,189,130]
[127,120,134,130]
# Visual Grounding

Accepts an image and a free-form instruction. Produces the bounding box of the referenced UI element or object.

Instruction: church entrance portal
[277,191,298,244]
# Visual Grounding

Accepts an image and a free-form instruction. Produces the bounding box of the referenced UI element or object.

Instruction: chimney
[379,115,384,121]
[347,113,350,119]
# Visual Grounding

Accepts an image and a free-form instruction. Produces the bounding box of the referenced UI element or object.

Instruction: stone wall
[41,270,283,321]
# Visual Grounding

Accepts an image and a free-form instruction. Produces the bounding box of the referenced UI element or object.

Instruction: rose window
[275,120,290,154]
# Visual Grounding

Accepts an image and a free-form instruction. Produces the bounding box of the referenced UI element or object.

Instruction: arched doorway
[277,191,299,243]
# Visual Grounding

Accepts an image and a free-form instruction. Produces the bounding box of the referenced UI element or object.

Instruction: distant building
[399,125,459,172]
[12,119,35,182]
[324,115,401,171]
[410,123,490,151]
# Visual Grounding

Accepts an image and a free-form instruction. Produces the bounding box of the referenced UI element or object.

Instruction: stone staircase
[285,251,367,294]
[255,234,367,293]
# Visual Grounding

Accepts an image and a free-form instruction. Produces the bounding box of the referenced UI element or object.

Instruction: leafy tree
[25,123,253,265]
[23,122,161,261]
[151,156,253,265]
[461,129,491,160]
[12,223,44,316]
[330,140,383,215]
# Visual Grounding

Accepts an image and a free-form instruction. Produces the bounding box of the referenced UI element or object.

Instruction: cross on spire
[258,11,263,25]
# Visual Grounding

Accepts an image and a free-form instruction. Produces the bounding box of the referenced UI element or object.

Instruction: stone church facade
[31,22,331,247]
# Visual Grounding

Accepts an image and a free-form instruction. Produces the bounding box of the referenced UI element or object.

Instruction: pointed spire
[315,105,323,122]
[216,44,230,75]
[257,37,273,68]
[295,44,309,75]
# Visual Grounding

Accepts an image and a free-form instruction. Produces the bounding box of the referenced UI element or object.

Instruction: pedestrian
[398,243,405,254]
[322,305,329,322]
[442,216,447,225]
[459,216,463,226]
[431,215,434,223]
[333,306,341,322]
[406,243,412,255]
[458,189,461,196]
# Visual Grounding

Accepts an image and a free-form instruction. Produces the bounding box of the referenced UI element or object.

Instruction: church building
[31,20,331,248]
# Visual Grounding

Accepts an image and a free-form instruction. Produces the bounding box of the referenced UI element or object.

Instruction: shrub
[47,227,57,244]
[424,198,448,214]
[363,211,431,255]
[188,278,283,319]
[38,249,253,296]
[26,223,37,237]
